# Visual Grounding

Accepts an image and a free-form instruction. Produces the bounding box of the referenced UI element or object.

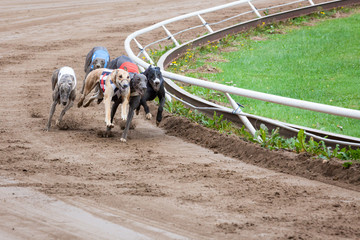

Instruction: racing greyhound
[136,65,166,126]
[80,46,110,94]
[46,66,77,131]
[77,68,130,128]
[107,55,147,142]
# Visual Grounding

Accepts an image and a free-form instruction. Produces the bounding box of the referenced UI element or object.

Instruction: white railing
[124,0,360,146]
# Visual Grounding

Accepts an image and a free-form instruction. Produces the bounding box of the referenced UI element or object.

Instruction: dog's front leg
[46,100,57,131]
[120,96,140,142]
[156,94,166,126]
[106,98,121,132]
[140,94,152,120]
[104,89,114,128]
[120,108,134,143]
[120,93,130,121]
[57,100,74,126]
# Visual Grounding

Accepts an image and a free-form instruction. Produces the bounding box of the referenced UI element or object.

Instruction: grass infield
[168,9,360,138]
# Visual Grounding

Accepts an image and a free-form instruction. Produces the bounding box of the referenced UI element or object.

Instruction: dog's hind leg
[77,83,93,108]
[83,93,98,107]
[84,83,103,107]
[80,74,87,94]
[46,101,57,131]
[51,69,59,91]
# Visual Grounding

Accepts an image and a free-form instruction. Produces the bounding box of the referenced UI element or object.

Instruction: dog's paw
[97,98,103,104]
[97,130,114,138]
[106,123,114,128]
[121,116,127,121]
[146,113,152,120]
[55,120,60,126]
[120,138,127,143]
[156,121,160,127]
[77,102,82,108]
[136,109,140,115]
[83,103,89,108]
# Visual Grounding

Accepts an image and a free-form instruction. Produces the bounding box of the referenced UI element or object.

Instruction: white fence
[124,0,360,146]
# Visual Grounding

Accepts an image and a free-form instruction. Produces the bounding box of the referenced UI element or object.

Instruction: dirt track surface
[1,0,360,239]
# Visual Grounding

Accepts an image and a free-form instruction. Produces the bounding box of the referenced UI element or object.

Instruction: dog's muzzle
[153,79,161,91]
[138,86,147,96]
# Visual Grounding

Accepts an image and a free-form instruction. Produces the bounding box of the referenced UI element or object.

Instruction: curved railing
[125,0,360,147]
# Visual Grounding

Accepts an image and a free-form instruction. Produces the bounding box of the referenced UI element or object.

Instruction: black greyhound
[136,65,166,126]
[107,73,147,142]
[107,55,147,142]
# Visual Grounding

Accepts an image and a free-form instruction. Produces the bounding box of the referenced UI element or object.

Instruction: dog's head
[111,69,130,91]
[143,65,164,92]
[92,58,106,70]
[130,73,147,96]
[58,75,75,106]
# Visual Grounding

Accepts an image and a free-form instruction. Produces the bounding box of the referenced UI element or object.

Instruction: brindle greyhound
[136,65,166,126]
[46,66,77,131]
[80,46,110,94]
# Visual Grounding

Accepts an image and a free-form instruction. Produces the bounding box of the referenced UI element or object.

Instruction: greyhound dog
[77,68,130,128]
[46,66,77,131]
[80,46,110,94]
[136,65,166,126]
[107,73,147,142]
[107,55,147,142]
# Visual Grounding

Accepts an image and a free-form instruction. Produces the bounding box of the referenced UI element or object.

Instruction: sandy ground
[0,0,360,239]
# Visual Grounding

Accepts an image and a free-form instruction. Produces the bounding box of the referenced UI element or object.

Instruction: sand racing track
[0,0,359,239]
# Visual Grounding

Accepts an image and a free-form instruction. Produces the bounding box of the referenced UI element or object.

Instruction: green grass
[215,13,360,137]
[166,8,360,138]
[148,8,360,160]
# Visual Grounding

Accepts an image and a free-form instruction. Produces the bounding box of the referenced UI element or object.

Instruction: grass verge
[150,7,360,161]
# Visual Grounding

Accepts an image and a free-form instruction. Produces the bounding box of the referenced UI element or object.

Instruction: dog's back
[108,55,139,74]
[58,66,77,89]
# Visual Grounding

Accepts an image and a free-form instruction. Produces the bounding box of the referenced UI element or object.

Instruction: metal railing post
[225,93,261,142]
[133,38,154,65]
[308,0,315,6]
[198,14,214,33]
[248,0,262,18]
[162,25,180,47]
